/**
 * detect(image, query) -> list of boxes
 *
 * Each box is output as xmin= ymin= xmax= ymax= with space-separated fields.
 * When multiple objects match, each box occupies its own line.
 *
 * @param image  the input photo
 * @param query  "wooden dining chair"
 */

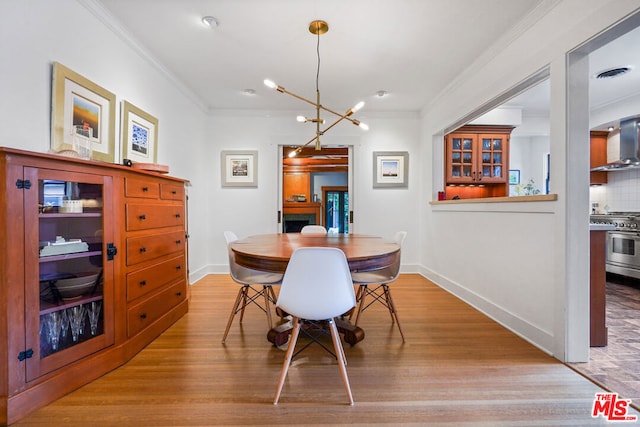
xmin=273 ymin=247 xmax=356 ymax=405
xmin=300 ymin=225 xmax=327 ymax=235
xmin=350 ymin=231 xmax=406 ymax=342
xmin=221 ymin=231 xmax=283 ymax=344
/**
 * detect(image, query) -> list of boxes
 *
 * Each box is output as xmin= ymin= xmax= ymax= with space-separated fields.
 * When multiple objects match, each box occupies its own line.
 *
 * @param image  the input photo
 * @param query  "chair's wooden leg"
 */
xmin=353 ymin=285 xmax=368 ymax=326
xmin=239 ymin=286 xmax=249 ymax=323
xmin=274 ymin=317 xmax=301 ymax=405
xmin=221 ymin=286 xmax=246 ymax=344
xmin=328 ymin=319 xmax=354 ymax=405
xmin=384 ymin=285 xmax=405 ymax=342
xmin=349 ymin=285 xmax=363 ymax=321
xmin=263 ymin=285 xmax=273 ymax=329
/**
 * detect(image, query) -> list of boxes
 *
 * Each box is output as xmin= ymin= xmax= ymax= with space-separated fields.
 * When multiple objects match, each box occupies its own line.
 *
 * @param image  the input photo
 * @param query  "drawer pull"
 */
xmin=176 ymin=291 xmax=182 ymax=297
xmin=139 ymin=280 xmax=147 ymax=286
xmin=139 ymin=247 xmax=147 ymax=253
xmin=175 ymin=213 xmax=181 ymax=218
xmin=142 ymin=187 xmax=149 ymax=192
xmin=171 ymin=190 xmax=177 ymax=195
xmin=175 ymin=240 xmax=181 ymax=245
xmin=176 ymin=265 xmax=182 ymax=270
xmin=139 ymin=214 xmax=147 ymax=220
xmin=140 ymin=313 xmax=147 ymax=319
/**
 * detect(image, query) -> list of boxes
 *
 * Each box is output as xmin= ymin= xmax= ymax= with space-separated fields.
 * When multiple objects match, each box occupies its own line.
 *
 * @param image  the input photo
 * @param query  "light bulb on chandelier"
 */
xmin=264 ymin=20 xmax=368 ymax=156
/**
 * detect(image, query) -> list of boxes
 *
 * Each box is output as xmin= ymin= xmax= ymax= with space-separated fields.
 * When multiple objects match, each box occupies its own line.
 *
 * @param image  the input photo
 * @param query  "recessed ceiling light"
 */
xmin=376 ymin=90 xmax=388 ymax=98
xmin=202 ymin=16 xmax=218 ymax=29
xmin=242 ymin=89 xmax=256 ymax=96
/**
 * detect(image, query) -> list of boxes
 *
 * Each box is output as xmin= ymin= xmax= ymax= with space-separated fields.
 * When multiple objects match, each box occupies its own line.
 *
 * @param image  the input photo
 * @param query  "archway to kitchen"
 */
xmin=279 ymin=145 xmax=353 ymax=234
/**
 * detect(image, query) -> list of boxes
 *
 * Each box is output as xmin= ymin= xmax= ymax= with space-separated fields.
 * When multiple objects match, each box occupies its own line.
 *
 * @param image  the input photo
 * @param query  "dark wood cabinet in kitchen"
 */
xmin=0 ymin=147 xmax=189 ymax=425
xmin=444 ymin=125 xmax=513 ymax=198
xmin=590 ymin=130 xmax=608 ymax=185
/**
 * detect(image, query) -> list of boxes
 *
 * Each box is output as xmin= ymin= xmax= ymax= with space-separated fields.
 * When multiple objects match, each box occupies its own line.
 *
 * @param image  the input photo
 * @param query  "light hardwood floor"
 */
xmin=14 ymin=274 xmax=637 ymax=426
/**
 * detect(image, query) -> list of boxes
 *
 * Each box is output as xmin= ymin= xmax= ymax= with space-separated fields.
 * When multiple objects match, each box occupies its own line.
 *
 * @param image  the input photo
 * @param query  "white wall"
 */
xmin=203 ymin=111 xmax=421 ymax=276
xmin=421 ymin=0 xmax=640 ymax=362
xmin=510 ymin=135 xmax=549 ymax=195
xmin=0 ymin=0 xmax=210 ymax=281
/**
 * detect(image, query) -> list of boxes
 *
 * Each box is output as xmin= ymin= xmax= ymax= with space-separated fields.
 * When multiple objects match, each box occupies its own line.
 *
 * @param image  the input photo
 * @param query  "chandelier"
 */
xmin=264 ymin=20 xmax=368 ymax=157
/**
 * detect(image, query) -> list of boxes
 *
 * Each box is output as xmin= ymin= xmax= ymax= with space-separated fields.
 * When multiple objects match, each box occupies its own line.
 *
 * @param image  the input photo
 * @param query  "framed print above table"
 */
xmin=50 ymin=62 xmax=116 ymax=163
xmin=221 ymin=150 xmax=258 ymax=187
xmin=373 ymin=151 xmax=409 ymax=188
xmin=121 ymin=101 xmax=158 ymax=164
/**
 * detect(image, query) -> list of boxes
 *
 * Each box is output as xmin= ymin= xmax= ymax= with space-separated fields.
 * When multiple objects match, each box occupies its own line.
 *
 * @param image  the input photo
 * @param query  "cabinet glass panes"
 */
xmin=38 ymin=179 xmax=104 ymax=358
xmin=449 ymin=137 xmax=476 ymax=178
xmin=480 ymin=137 xmax=504 ymax=179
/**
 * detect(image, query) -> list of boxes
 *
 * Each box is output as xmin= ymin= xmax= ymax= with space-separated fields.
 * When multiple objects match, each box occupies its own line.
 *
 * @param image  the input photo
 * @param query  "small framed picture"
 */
xmin=221 ymin=150 xmax=258 ymax=187
xmin=509 ymin=169 xmax=521 ymax=185
xmin=121 ymin=101 xmax=158 ymax=164
xmin=373 ymin=151 xmax=409 ymax=188
xmin=50 ymin=62 xmax=116 ymax=162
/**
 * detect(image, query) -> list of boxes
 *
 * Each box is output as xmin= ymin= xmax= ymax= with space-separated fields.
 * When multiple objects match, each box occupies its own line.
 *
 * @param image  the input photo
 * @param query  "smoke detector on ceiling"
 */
xmin=594 ymin=66 xmax=632 ymax=79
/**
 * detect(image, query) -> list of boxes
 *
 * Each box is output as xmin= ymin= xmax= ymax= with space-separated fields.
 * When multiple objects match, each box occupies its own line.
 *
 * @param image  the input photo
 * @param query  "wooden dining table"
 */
xmin=229 ymin=233 xmax=400 ymax=273
xmin=229 ymin=233 xmax=401 ymax=345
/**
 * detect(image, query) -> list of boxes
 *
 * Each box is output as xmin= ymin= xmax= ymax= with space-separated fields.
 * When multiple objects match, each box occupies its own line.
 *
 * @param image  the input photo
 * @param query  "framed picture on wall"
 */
xmin=509 ymin=169 xmax=521 ymax=185
xmin=373 ymin=151 xmax=409 ymax=188
xmin=221 ymin=150 xmax=258 ymax=187
xmin=121 ymin=101 xmax=158 ymax=164
xmin=50 ymin=62 xmax=116 ymax=162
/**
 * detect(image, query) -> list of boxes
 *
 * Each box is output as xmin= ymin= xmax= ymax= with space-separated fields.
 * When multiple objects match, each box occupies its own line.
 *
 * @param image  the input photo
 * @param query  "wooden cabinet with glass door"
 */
xmin=0 ymin=147 xmax=188 ymax=425
xmin=444 ymin=125 xmax=513 ymax=198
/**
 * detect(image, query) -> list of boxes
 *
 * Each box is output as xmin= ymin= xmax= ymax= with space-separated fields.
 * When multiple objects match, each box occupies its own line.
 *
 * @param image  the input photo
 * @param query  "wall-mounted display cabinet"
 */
xmin=444 ymin=125 xmax=513 ymax=199
xmin=0 ymin=147 xmax=189 ymax=425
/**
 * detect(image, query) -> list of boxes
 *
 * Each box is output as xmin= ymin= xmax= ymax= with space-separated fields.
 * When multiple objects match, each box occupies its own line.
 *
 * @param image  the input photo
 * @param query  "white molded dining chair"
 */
xmin=273 ymin=247 xmax=356 ymax=405
xmin=300 ymin=225 xmax=327 ymax=235
xmin=222 ymin=231 xmax=283 ymax=344
xmin=350 ymin=231 xmax=406 ymax=342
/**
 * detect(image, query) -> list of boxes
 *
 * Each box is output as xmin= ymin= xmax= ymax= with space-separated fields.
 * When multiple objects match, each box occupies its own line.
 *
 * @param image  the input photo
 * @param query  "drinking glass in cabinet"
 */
xmin=452 ymin=152 xmax=461 ymax=162
xmin=492 ymin=139 xmax=502 ymax=150
xmin=463 ymin=153 xmax=472 ymax=163
xmin=452 ymin=138 xmax=461 ymax=150
xmin=493 ymin=153 xmax=501 ymax=163
xmin=88 ymin=301 xmax=102 ymax=335
xmin=462 ymin=139 xmax=472 ymax=150
xmin=494 ymin=166 xmax=502 ymax=177
xmin=69 ymin=305 xmax=86 ymax=342
xmin=482 ymin=139 xmax=491 ymax=150
xmin=482 ymin=153 xmax=490 ymax=163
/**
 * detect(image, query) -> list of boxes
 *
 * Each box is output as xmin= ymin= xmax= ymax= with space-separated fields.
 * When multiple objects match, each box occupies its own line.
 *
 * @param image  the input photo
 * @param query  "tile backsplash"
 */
xmin=590 ymin=168 xmax=640 ymax=213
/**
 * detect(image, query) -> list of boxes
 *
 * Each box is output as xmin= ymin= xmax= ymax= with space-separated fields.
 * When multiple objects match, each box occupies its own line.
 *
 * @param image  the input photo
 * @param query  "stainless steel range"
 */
xmin=590 ymin=212 xmax=640 ymax=280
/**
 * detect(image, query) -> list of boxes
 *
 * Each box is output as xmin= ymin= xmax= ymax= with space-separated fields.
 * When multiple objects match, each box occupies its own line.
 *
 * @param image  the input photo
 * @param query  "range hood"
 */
xmin=591 ymin=118 xmax=640 ymax=171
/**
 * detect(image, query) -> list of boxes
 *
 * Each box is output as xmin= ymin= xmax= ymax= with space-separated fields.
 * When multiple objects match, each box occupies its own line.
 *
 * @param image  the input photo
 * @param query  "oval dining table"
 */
xmin=229 ymin=233 xmax=401 ymax=346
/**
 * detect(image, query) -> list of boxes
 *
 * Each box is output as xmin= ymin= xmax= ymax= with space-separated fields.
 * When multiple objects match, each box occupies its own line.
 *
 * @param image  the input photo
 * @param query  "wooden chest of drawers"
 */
xmin=123 ymin=176 xmax=188 ymax=338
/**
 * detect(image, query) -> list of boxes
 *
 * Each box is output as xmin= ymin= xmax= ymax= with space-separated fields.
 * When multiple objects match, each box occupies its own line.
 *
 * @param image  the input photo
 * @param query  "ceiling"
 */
xmin=96 ymin=1 xmax=640 ymax=128
xmin=97 ymin=0 xmax=547 ymax=114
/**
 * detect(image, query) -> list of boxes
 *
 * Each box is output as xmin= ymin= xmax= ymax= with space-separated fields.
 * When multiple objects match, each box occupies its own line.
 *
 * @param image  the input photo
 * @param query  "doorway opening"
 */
xmin=323 ymin=186 xmax=348 ymax=233
xmin=281 ymin=146 xmax=350 ymax=233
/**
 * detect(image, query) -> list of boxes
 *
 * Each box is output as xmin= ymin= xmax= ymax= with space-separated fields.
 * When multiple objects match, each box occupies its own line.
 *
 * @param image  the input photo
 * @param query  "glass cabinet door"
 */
xmin=24 ymin=167 xmax=114 ymax=381
xmin=478 ymin=135 xmax=507 ymax=182
xmin=447 ymin=135 xmax=476 ymax=182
